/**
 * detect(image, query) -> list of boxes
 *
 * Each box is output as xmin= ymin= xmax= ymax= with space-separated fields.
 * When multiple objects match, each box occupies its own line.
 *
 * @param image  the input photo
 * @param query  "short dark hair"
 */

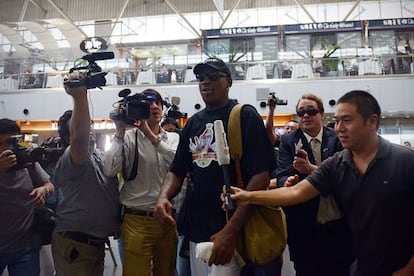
xmin=284 ymin=119 xmax=299 ymax=126
xmin=0 ymin=118 xmax=20 ymax=135
xmin=296 ymin=93 xmax=325 ymax=113
xmin=337 ymin=90 xmax=381 ymax=129
xmin=161 ymin=117 xmax=179 ymax=128
xmin=58 ymin=110 xmax=72 ymax=147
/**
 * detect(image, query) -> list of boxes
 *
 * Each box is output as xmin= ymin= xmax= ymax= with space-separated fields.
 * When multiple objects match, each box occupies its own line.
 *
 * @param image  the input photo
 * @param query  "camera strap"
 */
xmin=122 ymin=129 xmax=139 ymax=182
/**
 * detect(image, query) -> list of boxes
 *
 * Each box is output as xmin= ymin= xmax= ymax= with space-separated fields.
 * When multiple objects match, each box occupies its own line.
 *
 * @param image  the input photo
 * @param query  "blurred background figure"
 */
xmin=161 ymin=117 xmax=181 ymax=134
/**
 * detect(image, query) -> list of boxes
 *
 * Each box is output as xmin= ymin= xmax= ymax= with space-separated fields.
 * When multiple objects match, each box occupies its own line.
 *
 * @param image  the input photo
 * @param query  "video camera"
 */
xmin=7 ymin=136 xmax=65 ymax=171
xmin=268 ymin=92 xmax=288 ymax=106
xmin=64 ymin=51 xmax=114 ymax=89
xmin=109 ymin=88 xmax=158 ymax=124
xmin=163 ymin=97 xmax=187 ymax=120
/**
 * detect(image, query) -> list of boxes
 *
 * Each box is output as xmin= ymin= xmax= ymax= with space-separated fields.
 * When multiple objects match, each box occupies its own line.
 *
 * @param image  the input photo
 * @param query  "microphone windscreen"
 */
xmin=214 ymin=120 xmax=230 ymax=165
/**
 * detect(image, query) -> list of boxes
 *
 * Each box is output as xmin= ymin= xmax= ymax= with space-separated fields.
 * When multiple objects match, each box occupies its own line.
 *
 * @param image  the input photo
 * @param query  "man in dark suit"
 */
xmin=277 ymin=93 xmax=354 ymax=276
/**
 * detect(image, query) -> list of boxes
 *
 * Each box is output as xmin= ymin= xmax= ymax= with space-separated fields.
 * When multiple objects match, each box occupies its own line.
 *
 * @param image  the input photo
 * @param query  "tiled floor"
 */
xmin=2 ymin=239 xmax=295 ymax=276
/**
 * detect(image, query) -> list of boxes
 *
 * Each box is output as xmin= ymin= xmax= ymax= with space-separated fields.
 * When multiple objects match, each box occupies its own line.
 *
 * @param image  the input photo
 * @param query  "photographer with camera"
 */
xmin=103 ymin=88 xmax=180 ymax=275
xmin=51 ymin=72 xmax=120 ymax=276
xmin=0 ymin=118 xmax=53 ymax=276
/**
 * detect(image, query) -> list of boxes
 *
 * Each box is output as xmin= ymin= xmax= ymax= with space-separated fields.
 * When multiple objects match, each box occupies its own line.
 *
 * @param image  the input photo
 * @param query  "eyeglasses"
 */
xmin=296 ymin=108 xmax=320 ymax=117
xmin=196 ymin=71 xmax=228 ymax=82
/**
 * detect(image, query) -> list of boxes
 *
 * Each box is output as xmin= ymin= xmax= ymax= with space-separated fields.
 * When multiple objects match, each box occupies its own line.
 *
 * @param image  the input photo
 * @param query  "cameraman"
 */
xmin=103 ymin=88 xmax=180 ymax=275
xmin=0 ymin=118 xmax=53 ymax=276
xmin=51 ymin=72 xmax=120 ymax=276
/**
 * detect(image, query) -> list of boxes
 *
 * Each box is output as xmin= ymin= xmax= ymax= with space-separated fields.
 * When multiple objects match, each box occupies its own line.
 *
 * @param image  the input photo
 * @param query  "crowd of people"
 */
xmin=1 ymin=57 xmax=413 ymax=276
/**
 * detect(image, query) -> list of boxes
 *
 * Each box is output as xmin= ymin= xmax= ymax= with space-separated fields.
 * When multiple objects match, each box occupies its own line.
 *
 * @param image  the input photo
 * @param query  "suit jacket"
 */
xmin=277 ymin=126 xmax=353 ymax=263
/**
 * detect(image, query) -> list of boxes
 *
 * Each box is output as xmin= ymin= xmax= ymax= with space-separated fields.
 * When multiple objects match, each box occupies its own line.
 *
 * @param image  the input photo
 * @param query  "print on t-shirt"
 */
xmin=189 ymin=123 xmax=218 ymax=168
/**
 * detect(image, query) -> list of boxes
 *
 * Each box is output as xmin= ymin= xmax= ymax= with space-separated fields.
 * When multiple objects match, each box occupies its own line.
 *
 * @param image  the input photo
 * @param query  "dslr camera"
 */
xmin=7 ymin=136 xmax=65 ymax=171
xmin=64 ymin=51 xmax=114 ymax=89
xmin=268 ymin=92 xmax=288 ymax=107
xmin=110 ymin=88 xmax=157 ymax=124
xmin=7 ymin=136 xmax=39 ymax=171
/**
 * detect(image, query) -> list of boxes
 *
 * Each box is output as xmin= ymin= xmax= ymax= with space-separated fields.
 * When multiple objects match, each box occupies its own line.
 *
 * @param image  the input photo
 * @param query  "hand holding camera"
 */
xmin=0 ymin=150 xmax=17 ymax=172
xmin=64 ymin=71 xmax=88 ymax=98
xmin=267 ymin=92 xmax=288 ymax=108
xmin=109 ymin=88 xmax=157 ymax=125
xmin=64 ymin=51 xmax=114 ymax=90
xmin=293 ymin=149 xmax=317 ymax=175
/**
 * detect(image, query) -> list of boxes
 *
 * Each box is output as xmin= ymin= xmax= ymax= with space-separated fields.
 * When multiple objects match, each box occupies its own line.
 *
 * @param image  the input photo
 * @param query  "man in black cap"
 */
xmin=155 ymin=58 xmax=278 ymax=275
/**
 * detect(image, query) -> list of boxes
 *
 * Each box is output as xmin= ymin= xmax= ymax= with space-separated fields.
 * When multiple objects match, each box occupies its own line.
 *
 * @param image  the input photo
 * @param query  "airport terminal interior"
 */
xmin=0 ymin=0 xmax=414 ymax=275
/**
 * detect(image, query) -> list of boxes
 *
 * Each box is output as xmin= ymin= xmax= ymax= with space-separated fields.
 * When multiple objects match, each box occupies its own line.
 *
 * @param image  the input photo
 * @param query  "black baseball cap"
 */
xmin=193 ymin=58 xmax=232 ymax=78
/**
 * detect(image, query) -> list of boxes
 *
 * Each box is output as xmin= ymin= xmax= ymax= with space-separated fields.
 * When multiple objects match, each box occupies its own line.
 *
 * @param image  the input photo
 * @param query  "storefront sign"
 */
xmin=369 ymin=18 xmax=414 ymax=29
xmin=203 ymin=26 xmax=278 ymax=38
xmin=285 ymin=21 xmax=361 ymax=33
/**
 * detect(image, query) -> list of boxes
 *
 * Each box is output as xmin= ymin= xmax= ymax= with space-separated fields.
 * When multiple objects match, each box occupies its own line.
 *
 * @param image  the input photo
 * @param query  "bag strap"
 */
xmin=228 ymin=103 xmax=244 ymax=188
xmin=122 ymin=129 xmax=139 ymax=181
xmin=26 ymin=162 xmax=43 ymax=188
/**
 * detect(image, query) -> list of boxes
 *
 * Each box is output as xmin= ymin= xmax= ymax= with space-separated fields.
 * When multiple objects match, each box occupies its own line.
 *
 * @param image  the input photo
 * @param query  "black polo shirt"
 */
xmin=308 ymin=136 xmax=414 ymax=276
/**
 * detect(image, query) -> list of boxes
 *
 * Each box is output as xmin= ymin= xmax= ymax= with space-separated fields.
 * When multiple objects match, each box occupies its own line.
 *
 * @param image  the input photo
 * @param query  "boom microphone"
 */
xmin=82 ymin=51 xmax=115 ymax=62
xmin=214 ymin=120 xmax=234 ymax=211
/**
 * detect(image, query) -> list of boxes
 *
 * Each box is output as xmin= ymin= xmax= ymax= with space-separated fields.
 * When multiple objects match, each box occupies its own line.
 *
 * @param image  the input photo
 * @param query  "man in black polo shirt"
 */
xmin=229 ymin=90 xmax=414 ymax=276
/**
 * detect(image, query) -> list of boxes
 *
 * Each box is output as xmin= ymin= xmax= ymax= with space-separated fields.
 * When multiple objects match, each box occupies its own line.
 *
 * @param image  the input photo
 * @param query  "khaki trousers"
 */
xmin=51 ymin=232 xmax=105 ymax=276
xmin=121 ymin=213 xmax=178 ymax=276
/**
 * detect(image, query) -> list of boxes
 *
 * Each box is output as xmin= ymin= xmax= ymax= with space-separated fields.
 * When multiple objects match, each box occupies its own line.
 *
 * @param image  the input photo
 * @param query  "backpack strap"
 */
xmin=228 ymin=103 xmax=244 ymax=188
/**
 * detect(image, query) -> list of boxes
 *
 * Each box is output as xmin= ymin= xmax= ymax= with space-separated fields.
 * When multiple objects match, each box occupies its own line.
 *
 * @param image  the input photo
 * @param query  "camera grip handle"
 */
xmin=64 ymin=79 xmax=87 ymax=88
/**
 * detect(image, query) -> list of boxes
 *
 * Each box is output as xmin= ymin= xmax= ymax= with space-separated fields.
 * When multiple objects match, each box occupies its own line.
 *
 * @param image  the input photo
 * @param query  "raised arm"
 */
xmin=265 ymin=101 xmax=278 ymax=146
xmin=64 ymin=72 xmax=91 ymax=165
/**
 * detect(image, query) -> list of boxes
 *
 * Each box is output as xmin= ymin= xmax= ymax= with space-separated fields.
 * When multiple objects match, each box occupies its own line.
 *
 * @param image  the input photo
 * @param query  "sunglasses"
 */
xmin=296 ymin=108 xmax=320 ymax=117
xmin=196 ymin=71 xmax=228 ymax=82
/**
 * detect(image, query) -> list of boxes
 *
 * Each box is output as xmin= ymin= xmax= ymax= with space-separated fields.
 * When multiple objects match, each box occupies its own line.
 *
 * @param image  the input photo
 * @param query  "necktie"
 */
xmin=311 ymin=138 xmax=343 ymax=224
xmin=310 ymin=138 xmax=321 ymax=165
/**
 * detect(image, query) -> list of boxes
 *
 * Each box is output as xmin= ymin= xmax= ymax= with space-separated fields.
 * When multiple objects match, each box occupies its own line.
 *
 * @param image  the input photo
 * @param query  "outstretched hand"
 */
xmin=221 ymin=186 xmax=251 ymax=207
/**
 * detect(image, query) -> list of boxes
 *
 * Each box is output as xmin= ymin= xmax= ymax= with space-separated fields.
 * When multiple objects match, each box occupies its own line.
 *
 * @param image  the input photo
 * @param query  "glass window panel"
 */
xmin=48 ymin=27 xmax=66 ymax=40
xmin=359 ymin=2 xmax=381 ymax=20
xmin=200 ymin=12 xmax=220 ymax=30
xmin=110 ymin=22 xmax=122 ymax=36
xmin=145 ymin=16 xmax=163 ymax=41
xmin=288 ymin=34 xmax=311 ymax=52
xmin=31 ymin=42 xmax=43 ymax=50
xmin=257 ymin=9 xmax=276 ymax=26
xmin=164 ymin=15 xmax=181 ymax=39
xmin=337 ymin=32 xmax=362 ymax=48
xmin=185 ymin=14 xmax=200 ymax=32
xmin=318 ymin=5 xmax=340 ymax=23
xmin=402 ymin=1 xmax=414 ymax=17
xmin=337 ymin=3 xmax=360 ymax=21
xmin=241 ymin=10 xmax=259 ymax=27
xmin=370 ymin=30 xmax=396 ymax=51
xmin=0 ymin=34 xmax=11 ymax=44
xmin=380 ymin=2 xmax=404 ymax=19
xmin=79 ymin=24 xmax=94 ymax=37
xmin=277 ymin=7 xmax=299 ymax=25
xmin=207 ymin=39 xmax=229 ymax=55
xmin=255 ymin=36 xmax=278 ymax=60
xmin=2 ymin=44 xmax=15 ymax=53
